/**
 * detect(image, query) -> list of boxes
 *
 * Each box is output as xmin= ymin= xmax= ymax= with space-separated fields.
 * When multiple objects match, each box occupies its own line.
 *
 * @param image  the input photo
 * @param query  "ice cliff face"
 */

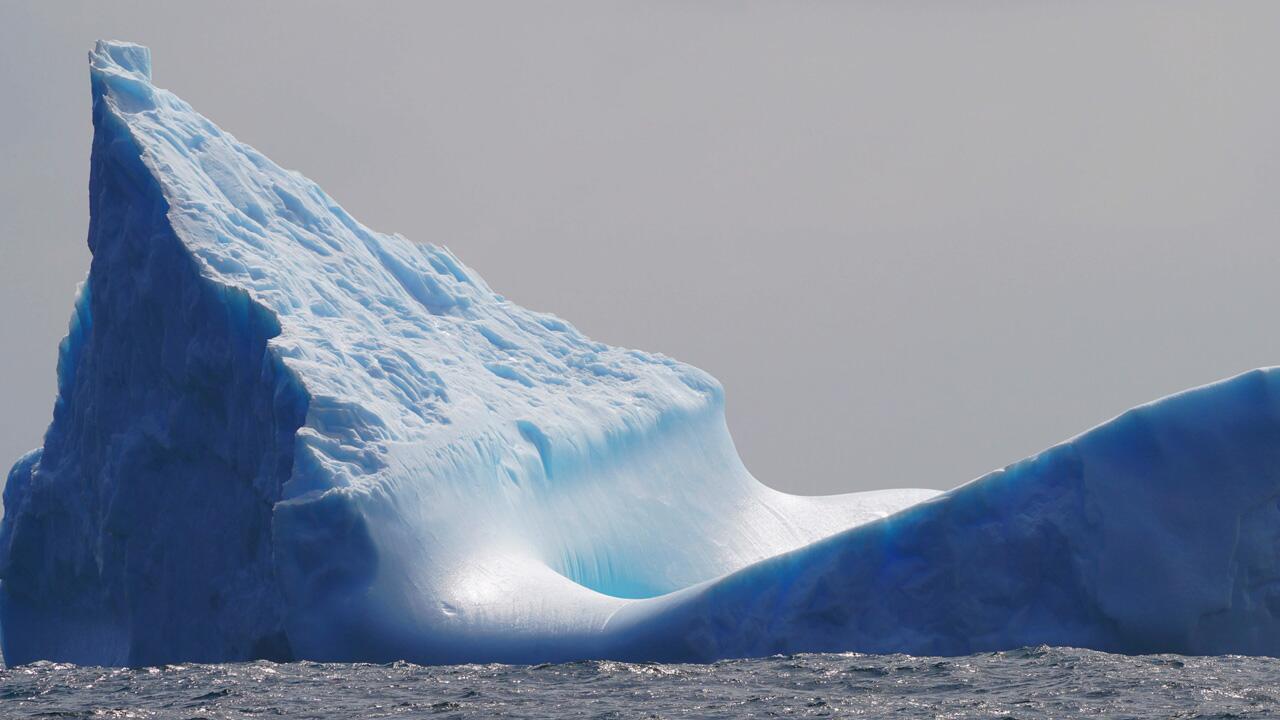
xmin=3 ymin=41 xmax=1280 ymax=666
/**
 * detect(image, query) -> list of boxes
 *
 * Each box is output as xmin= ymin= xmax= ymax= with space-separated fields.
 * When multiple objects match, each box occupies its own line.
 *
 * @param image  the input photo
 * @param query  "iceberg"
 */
xmin=3 ymin=41 xmax=1280 ymax=666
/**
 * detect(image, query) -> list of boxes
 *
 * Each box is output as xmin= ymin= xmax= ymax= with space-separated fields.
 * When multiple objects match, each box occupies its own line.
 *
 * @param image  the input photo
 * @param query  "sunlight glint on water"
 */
xmin=1 ymin=648 xmax=1277 ymax=719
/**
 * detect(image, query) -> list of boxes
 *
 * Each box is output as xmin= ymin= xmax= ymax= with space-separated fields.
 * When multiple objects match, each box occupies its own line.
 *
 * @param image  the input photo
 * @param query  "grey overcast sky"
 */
xmin=2 ymin=2 xmax=1279 ymax=496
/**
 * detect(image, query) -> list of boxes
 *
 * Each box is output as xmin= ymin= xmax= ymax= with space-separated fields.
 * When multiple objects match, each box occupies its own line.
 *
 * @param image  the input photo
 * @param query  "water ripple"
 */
xmin=1 ymin=648 xmax=1278 ymax=718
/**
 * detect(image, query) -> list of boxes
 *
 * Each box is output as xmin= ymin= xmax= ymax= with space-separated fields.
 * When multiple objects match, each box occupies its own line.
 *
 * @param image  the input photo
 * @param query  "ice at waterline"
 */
xmin=4 ymin=41 xmax=1280 ymax=667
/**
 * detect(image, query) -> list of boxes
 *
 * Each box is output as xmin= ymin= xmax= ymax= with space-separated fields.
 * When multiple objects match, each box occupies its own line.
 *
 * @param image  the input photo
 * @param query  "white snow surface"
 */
xmin=104 ymin=41 xmax=933 ymax=601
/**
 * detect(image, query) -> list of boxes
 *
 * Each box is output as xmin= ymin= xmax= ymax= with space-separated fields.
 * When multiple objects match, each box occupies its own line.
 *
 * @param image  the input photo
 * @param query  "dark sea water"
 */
xmin=1 ymin=647 xmax=1277 ymax=719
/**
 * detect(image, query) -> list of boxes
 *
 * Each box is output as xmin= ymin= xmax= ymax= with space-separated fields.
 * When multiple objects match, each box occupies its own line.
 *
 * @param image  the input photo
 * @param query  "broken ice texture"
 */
xmin=3 ymin=41 xmax=1280 ymax=666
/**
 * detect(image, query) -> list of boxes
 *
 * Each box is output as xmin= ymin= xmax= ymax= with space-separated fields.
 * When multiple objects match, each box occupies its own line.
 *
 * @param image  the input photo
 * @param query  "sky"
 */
xmin=1 ymin=2 xmax=1279 ymax=496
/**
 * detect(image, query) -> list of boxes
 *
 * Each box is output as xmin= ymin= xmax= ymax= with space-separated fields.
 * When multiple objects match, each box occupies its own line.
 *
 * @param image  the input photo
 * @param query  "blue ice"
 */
xmin=3 ymin=42 xmax=1280 ymax=666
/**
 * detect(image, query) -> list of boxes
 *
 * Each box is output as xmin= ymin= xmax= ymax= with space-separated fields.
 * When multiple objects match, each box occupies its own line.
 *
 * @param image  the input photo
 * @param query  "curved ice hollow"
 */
xmin=2 ymin=42 xmax=1279 ymax=666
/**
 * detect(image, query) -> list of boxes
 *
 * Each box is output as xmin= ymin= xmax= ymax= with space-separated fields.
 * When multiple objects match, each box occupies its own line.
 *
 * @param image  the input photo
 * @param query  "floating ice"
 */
xmin=3 ymin=42 xmax=1279 ymax=666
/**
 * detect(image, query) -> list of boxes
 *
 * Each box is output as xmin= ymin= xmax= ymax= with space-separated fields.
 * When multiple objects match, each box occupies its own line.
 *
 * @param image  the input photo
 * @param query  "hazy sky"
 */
xmin=2 ymin=2 xmax=1279 ymax=496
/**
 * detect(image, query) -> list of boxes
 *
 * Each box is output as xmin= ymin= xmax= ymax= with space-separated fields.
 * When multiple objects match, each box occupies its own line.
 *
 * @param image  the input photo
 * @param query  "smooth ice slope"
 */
xmin=4 ymin=41 xmax=1280 ymax=665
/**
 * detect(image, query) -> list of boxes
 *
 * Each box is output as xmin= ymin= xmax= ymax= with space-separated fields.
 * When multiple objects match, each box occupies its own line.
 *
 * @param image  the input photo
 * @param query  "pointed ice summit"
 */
xmin=4 ymin=41 xmax=1280 ymax=666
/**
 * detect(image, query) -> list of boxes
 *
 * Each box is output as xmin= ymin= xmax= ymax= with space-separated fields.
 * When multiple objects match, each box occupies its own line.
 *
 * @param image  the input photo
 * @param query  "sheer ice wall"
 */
xmin=2 ymin=41 xmax=1279 ymax=666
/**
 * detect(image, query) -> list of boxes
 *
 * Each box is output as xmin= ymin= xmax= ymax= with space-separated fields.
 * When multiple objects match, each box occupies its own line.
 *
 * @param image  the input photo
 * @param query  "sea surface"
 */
xmin=1 ymin=647 xmax=1277 ymax=719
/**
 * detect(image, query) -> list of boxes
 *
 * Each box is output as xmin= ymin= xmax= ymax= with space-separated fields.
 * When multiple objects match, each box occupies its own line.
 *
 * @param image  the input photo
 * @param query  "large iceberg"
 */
xmin=4 ymin=41 xmax=1280 ymax=667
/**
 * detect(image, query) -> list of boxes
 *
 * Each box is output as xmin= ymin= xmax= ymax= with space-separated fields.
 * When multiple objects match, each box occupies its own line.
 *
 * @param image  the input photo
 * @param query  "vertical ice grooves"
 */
xmin=0 ymin=51 xmax=310 ymax=666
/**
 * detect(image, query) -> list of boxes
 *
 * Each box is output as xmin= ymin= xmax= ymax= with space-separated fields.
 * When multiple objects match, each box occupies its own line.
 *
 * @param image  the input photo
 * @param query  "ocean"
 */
xmin=0 ymin=646 xmax=1275 ymax=718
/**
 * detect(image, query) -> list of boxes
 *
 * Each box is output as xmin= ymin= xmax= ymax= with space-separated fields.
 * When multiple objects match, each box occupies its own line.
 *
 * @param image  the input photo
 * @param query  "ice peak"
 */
xmin=90 ymin=40 xmax=152 ymax=83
